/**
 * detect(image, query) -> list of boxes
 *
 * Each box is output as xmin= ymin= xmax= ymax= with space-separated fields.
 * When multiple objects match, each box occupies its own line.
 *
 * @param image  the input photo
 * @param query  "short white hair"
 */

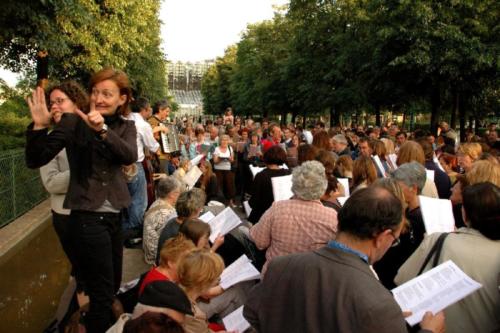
xmin=291 ymin=160 xmax=327 ymax=200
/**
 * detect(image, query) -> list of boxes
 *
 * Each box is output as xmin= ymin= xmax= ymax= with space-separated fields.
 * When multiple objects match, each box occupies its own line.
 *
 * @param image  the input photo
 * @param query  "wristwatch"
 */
xmin=98 ymin=124 xmax=108 ymax=139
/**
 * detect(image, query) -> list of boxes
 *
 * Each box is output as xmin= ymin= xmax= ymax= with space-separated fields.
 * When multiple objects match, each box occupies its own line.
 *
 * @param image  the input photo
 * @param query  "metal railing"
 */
xmin=0 ymin=149 xmax=48 ymax=228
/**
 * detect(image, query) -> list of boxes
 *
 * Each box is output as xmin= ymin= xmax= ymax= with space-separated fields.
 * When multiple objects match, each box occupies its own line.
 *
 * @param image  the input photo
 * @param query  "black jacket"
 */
xmin=26 ymin=113 xmax=137 ymax=211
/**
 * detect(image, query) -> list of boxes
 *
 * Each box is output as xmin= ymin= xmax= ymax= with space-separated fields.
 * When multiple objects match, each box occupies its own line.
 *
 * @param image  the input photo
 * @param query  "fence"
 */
xmin=0 ymin=149 xmax=48 ymax=228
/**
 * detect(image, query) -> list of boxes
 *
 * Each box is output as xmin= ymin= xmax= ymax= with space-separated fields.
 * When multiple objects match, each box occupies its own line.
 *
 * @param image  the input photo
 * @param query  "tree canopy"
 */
xmin=201 ymin=0 xmax=499 ymax=133
xmin=0 ymin=0 xmax=168 ymax=102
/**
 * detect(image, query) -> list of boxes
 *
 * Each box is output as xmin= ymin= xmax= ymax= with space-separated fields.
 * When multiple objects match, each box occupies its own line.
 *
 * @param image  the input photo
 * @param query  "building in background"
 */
xmin=167 ymin=60 xmax=213 ymax=119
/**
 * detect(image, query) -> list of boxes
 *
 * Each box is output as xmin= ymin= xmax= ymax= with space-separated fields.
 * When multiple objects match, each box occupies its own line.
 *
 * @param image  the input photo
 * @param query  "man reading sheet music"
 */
xmin=244 ymin=187 xmax=444 ymax=333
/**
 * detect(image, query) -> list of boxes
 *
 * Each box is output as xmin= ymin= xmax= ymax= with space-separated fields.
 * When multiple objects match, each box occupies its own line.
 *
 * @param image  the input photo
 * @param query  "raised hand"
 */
xmin=26 ymin=87 xmax=51 ymax=129
xmin=74 ymin=102 xmax=104 ymax=132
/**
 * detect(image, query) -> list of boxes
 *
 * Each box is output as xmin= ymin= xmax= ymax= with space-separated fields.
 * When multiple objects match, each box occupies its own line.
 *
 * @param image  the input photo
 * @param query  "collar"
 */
xmin=327 ymin=240 xmax=369 ymax=264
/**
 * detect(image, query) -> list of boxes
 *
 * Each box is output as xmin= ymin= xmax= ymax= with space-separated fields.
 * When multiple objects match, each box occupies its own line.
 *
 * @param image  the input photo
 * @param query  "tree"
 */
xmin=201 ymin=46 xmax=237 ymax=115
xmin=0 ymin=0 xmax=168 ymax=98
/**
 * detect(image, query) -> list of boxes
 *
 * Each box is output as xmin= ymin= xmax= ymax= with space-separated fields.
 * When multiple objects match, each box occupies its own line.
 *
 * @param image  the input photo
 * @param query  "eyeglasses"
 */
xmin=49 ymin=98 xmax=69 ymax=107
xmin=389 ymin=230 xmax=401 ymax=247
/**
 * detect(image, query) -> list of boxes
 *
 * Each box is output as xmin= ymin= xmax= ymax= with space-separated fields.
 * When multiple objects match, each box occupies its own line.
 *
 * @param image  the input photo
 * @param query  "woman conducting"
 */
xmin=26 ymin=68 xmax=137 ymax=333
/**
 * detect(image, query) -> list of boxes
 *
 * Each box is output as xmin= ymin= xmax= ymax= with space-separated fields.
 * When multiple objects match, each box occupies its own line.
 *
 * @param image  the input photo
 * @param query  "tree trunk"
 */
xmin=291 ymin=109 xmax=297 ymax=124
xmin=302 ymin=108 xmax=307 ymax=128
xmin=281 ymin=110 xmax=287 ymax=126
xmin=450 ymin=89 xmax=458 ymax=130
xmin=375 ymin=104 xmax=381 ymax=127
xmin=36 ymin=50 xmax=49 ymax=89
xmin=430 ymin=88 xmax=441 ymax=136
xmin=402 ymin=110 xmax=407 ymax=129
xmin=459 ymin=95 xmax=466 ymax=143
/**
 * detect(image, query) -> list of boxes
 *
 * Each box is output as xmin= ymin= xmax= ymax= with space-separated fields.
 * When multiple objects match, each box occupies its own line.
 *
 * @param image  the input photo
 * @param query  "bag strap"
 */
xmin=417 ymin=232 xmax=450 ymax=276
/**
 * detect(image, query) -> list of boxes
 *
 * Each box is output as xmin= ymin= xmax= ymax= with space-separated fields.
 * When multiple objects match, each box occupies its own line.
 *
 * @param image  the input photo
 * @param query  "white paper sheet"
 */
xmin=433 ymin=155 xmax=445 ymax=172
xmin=372 ymin=155 xmax=387 ymax=178
xmin=220 ymin=255 xmax=260 ymax=290
xmin=199 ymin=211 xmax=215 ymax=223
xmin=392 ymin=260 xmax=482 ymax=326
xmin=249 ymin=164 xmax=288 ymax=178
xmin=388 ymin=154 xmax=398 ymax=169
xmin=418 ymin=195 xmax=455 ymax=234
xmin=183 ymin=165 xmax=203 ymax=190
xmin=208 ymin=207 xmax=242 ymax=243
xmin=222 ymin=306 xmax=251 ymax=333
xmin=243 ymin=201 xmax=252 ymax=217
xmin=425 ymin=169 xmax=435 ymax=182
xmin=249 ymin=165 xmax=265 ymax=178
xmin=190 ymin=154 xmax=204 ymax=167
xmin=337 ymin=197 xmax=349 ymax=206
xmin=337 ymin=178 xmax=350 ymax=197
xmin=272 ymin=174 xmax=293 ymax=202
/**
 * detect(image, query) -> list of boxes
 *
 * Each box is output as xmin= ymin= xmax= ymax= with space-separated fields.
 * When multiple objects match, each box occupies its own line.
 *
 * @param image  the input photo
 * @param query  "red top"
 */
xmin=138 ymin=267 xmax=170 ymax=295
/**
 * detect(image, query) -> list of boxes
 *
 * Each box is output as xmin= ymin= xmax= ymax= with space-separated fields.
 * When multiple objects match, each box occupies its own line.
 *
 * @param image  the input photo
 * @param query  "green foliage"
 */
xmin=0 ymin=0 xmax=168 ymax=101
xmin=201 ymin=0 xmax=499 ymax=129
xmin=201 ymin=46 xmax=237 ymax=115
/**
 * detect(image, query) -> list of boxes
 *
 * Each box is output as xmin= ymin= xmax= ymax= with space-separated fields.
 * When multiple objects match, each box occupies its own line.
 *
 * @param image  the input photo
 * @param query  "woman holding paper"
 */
xmin=213 ymin=135 xmax=236 ymax=207
xmin=248 ymin=145 xmax=291 ymax=224
xmin=395 ymin=182 xmax=500 ymax=333
xmin=178 ymin=249 xmax=235 ymax=333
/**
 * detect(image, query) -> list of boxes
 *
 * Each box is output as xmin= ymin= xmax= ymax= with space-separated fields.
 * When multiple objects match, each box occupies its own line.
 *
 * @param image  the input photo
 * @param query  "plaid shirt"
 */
xmin=250 ymin=198 xmax=338 ymax=274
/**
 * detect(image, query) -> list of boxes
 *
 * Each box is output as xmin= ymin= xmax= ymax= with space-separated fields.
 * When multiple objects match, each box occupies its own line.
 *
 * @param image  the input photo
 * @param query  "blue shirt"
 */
xmin=327 ymin=240 xmax=369 ymax=264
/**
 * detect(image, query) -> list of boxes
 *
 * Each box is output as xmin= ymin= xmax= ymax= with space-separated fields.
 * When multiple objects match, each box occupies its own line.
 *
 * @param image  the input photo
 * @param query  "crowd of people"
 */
xmin=26 ymin=67 xmax=499 ymax=333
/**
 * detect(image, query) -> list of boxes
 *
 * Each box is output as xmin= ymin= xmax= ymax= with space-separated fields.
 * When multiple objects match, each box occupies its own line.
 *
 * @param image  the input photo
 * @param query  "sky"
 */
xmin=0 ymin=0 xmax=288 ymax=86
xmin=160 ymin=0 xmax=288 ymax=62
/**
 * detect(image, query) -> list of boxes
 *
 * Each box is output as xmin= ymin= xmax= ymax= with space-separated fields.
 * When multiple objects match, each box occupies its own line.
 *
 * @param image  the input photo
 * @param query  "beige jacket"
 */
xmin=40 ymin=149 xmax=70 ymax=215
xmin=395 ymin=228 xmax=500 ymax=333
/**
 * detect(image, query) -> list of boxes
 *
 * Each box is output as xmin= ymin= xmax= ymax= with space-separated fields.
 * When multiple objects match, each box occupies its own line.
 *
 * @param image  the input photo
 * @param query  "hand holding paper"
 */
xmin=207 ymin=207 xmax=242 ymax=243
xmin=392 ymin=260 xmax=481 ymax=326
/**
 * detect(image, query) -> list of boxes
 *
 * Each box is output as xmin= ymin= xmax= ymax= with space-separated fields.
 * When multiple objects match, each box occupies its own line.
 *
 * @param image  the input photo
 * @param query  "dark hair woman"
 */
xmin=248 ymin=145 xmax=291 ymax=224
xmin=26 ymin=67 xmax=137 ymax=333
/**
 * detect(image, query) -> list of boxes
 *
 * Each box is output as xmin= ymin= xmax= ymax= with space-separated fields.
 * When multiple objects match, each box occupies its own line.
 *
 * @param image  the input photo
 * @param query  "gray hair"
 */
xmin=291 ymin=160 xmax=327 ymax=200
xmin=390 ymin=162 xmax=426 ymax=194
xmin=175 ymin=188 xmax=206 ymax=219
xmin=157 ymin=176 xmax=181 ymax=199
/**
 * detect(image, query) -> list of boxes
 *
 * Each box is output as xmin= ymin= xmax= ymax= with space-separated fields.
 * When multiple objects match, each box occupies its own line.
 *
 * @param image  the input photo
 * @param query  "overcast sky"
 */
xmin=0 ymin=0 xmax=287 ymax=86
xmin=161 ymin=0 xmax=287 ymax=62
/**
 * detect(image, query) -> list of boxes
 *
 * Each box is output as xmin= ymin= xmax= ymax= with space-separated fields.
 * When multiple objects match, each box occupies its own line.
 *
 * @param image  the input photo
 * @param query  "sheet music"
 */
xmin=249 ymin=164 xmax=288 ymax=178
xmin=247 ymin=145 xmax=259 ymax=158
xmin=190 ymin=154 xmax=204 ymax=167
xmin=208 ymin=207 xmax=242 ymax=243
xmin=220 ymin=255 xmax=260 ymax=290
xmin=433 ymin=155 xmax=445 ymax=172
xmin=426 ymin=169 xmax=435 ymax=182
xmin=337 ymin=178 xmax=350 ymax=197
xmin=392 ymin=260 xmax=482 ymax=326
xmin=272 ymin=175 xmax=293 ymax=202
xmin=222 ymin=306 xmax=251 ymax=333
xmin=183 ymin=166 xmax=202 ymax=190
xmin=388 ymin=154 xmax=398 ymax=169
xmin=418 ymin=195 xmax=455 ymax=234
xmin=249 ymin=165 xmax=265 ymax=178
xmin=199 ymin=211 xmax=215 ymax=223
xmin=243 ymin=201 xmax=252 ymax=217
xmin=372 ymin=155 xmax=387 ymax=178
xmin=337 ymin=197 xmax=349 ymax=206
xmin=237 ymin=142 xmax=246 ymax=153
